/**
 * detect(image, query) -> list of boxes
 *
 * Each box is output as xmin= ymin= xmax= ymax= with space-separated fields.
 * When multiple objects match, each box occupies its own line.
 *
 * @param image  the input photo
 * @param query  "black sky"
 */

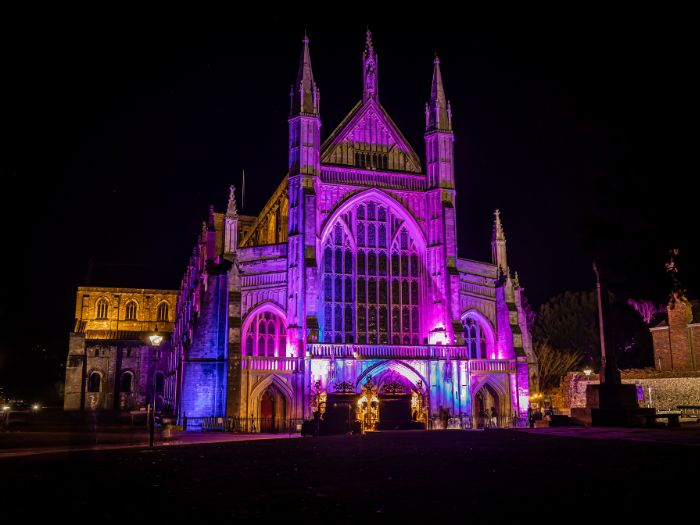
xmin=1 ymin=11 xmax=697 ymax=399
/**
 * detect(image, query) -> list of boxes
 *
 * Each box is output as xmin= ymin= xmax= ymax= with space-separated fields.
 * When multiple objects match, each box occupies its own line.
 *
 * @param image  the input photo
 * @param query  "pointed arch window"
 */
xmin=157 ymin=302 xmax=169 ymax=322
xmin=125 ymin=301 xmax=138 ymax=321
xmin=242 ymin=310 xmax=287 ymax=357
xmin=96 ymin=298 xmax=109 ymax=320
xmin=321 ymin=199 xmax=423 ymax=345
xmin=461 ymin=315 xmax=492 ymax=359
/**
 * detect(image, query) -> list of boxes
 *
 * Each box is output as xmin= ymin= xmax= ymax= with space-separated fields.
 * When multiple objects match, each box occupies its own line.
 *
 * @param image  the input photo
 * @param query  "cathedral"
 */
xmin=65 ymin=32 xmax=535 ymax=431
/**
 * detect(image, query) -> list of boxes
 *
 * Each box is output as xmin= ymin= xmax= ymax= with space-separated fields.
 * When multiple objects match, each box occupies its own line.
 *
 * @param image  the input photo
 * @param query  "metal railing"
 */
xmin=427 ymin=415 xmax=529 ymax=430
xmin=182 ymin=416 xmax=304 ymax=434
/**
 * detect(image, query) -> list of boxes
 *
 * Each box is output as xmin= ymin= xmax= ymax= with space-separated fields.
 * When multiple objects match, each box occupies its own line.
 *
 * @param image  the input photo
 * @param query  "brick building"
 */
xmin=650 ymin=293 xmax=700 ymax=371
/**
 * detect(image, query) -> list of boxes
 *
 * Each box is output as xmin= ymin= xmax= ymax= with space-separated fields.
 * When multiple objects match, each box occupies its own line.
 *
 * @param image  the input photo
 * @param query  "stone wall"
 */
xmin=560 ymin=370 xmax=700 ymax=411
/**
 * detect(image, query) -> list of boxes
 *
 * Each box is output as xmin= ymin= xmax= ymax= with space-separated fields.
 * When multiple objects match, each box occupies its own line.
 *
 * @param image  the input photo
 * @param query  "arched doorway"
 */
xmin=473 ymin=383 xmax=501 ymax=428
xmin=258 ymin=386 xmax=287 ymax=433
xmin=359 ymin=369 xmax=426 ymax=431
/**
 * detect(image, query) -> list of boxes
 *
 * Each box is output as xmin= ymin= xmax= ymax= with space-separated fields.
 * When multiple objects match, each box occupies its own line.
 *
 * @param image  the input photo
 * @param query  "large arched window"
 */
xmin=461 ymin=314 xmax=493 ymax=359
xmin=125 ymin=301 xmax=138 ymax=321
xmin=322 ymin=198 xmax=423 ymax=345
xmin=96 ymin=298 xmax=109 ymax=319
xmin=242 ymin=310 xmax=287 ymax=357
xmin=120 ymin=371 xmax=133 ymax=393
xmin=157 ymin=302 xmax=169 ymax=322
xmin=88 ymin=372 xmax=101 ymax=392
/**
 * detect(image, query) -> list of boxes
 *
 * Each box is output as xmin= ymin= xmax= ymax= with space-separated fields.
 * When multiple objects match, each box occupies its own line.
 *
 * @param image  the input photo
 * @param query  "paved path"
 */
xmin=0 ymin=432 xmax=299 ymax=459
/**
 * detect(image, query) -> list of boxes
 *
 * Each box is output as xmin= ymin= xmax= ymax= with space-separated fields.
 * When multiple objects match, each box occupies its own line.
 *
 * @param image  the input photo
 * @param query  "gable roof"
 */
xmin=321 ymin=98 xmax=422 ymax=173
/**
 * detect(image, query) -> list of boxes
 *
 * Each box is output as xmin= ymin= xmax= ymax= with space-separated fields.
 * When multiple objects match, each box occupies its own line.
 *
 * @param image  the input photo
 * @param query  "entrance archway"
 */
xmin=473 ymin=383 xmax=501 ymax=428
xmin=360 ymin=369 xmax=426 ymax=430
xmin=259 ymin=386 xmax=287 ymax=433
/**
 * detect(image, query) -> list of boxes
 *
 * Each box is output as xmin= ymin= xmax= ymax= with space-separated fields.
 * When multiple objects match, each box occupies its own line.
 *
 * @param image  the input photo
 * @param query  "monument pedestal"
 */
xmin=570 ymin=384 xmax=655 ymax=427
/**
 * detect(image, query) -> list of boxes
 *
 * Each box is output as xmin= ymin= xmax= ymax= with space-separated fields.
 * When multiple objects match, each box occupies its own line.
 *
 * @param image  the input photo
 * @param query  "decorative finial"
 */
xmin=493 ymin=209 xmax=505 ymax=241
xmin=227 ymin=185 xmax=238 ymax=216
xmin=363 ymin=29 xmax=379 ymax=102
xmin=303 ymin=30 xmax=309 ymax=44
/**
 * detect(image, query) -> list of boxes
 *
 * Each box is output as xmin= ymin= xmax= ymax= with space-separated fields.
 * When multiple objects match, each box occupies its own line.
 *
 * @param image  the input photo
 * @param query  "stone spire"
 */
xmin=426 ymin=55 xmax=451 ymax=131
xmin=362 ymin=29 xmax=379 ymax=102
xmin=492 ymin=209 xmax=507 ymax=274
xmin=227 ymin=185 xmax=238 ymax=216
xmin=290 ymin=33 xmax=320 ymax=116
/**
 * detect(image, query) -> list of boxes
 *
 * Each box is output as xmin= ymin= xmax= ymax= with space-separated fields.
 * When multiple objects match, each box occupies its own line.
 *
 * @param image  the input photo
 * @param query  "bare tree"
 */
xmin=532 ymin=340 xmax=583 ymax=393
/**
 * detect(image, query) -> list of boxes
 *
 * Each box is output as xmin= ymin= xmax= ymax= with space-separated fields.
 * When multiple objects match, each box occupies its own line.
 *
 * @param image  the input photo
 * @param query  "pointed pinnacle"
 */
xmin=227 ymin=185 xmax=238 ymax=215
xmin=365 ymin=29 xmax=374 ymax=55
xmin=493 ymin=209 xmax=505 ymax=241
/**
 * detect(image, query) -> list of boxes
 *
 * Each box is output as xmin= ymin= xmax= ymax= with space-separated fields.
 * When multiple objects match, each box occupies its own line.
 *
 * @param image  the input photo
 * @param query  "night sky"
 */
xmin=2 ymin=12 xmax=697 ymax=401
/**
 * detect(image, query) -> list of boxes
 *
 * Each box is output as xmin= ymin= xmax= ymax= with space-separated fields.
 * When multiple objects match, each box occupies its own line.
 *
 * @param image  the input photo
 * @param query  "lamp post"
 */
xmin=148 ymin=332 xmax=163 ymax=448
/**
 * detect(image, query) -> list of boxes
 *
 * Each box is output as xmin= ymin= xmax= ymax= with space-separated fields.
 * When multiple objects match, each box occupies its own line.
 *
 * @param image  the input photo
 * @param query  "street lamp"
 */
xmin=148 ymin=332 xmax=163 ymax=448
xmin=583 ymin=368 xmax=593 ymax=379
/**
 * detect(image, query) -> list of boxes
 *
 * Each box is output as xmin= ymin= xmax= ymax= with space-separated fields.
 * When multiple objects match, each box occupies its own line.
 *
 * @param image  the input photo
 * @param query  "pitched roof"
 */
xmin=320 ymin=98 xmax=422 ymax=173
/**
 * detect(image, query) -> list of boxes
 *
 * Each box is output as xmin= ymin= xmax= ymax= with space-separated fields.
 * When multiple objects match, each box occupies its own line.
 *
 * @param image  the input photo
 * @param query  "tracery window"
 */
xmin=125 ymin=301 xmax=138 ymax=321
xmin=462 ymin=316 xmax=490 ymax=359
xmin=323 ymin=223 xmax=354 ymax=343
xmin=242 ymin=311 xmax=287 ymax=357
xmin=96 ymin=298 xmax=109 ymax=319
xmin=322 ymin=200 xmax=422 ymax=345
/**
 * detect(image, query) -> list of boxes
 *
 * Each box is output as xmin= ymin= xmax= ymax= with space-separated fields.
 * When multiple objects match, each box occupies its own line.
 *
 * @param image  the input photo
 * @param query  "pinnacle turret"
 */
xmin=290 ymin=33 xmax=320 ymax=115
xmin=491 ymin=209 xmax=508 ymax=273
xmin=492 ymin=209 xmax=505 ymax=242
xmin=227 ymin=185 xmax=238 ymax=216
xmin=362 ymin=30 xmax=379 ymax=102
xmin=426 ymin=55 xmax=451 ymax=132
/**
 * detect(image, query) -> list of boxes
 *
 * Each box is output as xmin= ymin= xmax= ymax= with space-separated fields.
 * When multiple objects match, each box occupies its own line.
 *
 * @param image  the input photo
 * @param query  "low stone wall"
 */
xmin=559 ymin=370 xmax=700 ymax=412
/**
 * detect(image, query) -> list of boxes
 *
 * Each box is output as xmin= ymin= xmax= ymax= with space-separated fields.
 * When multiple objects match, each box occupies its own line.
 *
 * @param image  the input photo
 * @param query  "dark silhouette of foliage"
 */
xmin=533 ymin=290 xmax=653 ymax=372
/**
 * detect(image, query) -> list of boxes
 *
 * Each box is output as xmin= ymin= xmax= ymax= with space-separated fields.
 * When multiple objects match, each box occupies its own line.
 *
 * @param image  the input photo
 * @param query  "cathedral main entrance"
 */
xmin=474 ymin=383 xmax=501 ymax=428
xmin=358 ymin=371 xmax=427 ymax=431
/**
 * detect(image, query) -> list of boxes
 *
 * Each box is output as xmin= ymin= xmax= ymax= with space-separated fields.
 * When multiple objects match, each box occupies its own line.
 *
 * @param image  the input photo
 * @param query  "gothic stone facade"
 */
xmin=64 ymin=287 xmax=178 ymax=412
xmin=174 ymin=33 xmax=534 ymax=428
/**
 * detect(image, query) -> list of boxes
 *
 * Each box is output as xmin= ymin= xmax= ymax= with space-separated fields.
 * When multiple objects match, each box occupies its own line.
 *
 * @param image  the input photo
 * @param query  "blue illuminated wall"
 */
xmin=180 ymin=269 xmax=229 ymax=418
